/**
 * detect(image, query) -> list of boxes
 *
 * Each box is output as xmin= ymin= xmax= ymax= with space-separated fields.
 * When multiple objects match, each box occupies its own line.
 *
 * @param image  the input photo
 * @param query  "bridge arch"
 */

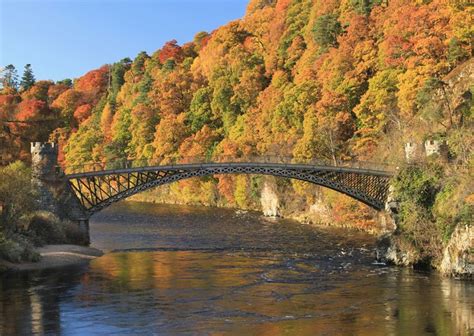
xmin=66 ymin=162 xmax=393 ymax=216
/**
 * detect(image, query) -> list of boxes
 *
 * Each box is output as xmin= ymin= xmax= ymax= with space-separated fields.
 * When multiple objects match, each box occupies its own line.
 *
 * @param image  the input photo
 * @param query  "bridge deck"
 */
xmin=65 ymin=162 xmax=395 ymax=179
xmin=64 ymin=160 xmax=395 ymax=214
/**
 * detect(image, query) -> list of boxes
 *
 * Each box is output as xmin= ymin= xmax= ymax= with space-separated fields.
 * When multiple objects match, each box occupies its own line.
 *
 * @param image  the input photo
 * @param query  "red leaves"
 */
xmin=158 ymin=40 xmax=184 ymax=64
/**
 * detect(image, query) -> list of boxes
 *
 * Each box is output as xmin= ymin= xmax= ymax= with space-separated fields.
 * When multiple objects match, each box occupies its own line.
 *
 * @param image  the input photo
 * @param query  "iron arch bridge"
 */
xmin=64 ymin=157 xmax=395 ymax=216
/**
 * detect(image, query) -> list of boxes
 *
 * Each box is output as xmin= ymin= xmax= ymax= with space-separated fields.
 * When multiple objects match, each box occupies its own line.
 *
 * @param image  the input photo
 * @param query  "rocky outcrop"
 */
xmin=291 ymin=198 xmax=332 ymax=225
xmin=376 ymin=234 xmax=419 ymax=266
xmin=440 ymin=225 xmax=473 ymax=278
xmin=260 ymin=181 xmax=280 ymax=217
xmin=376 ymin=222 xmax=474 ymax=278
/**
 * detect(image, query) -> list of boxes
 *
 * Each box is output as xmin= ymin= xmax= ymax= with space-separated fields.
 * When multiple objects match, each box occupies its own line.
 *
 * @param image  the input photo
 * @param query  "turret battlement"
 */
xmin=31 ymin=142 xmax=59 ymax=179
xmin=31 ymin=142 xmax=58 ymax=155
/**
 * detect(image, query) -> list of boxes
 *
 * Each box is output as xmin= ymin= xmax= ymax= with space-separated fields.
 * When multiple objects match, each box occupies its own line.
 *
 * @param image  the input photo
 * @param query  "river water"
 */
xmin=1 ymin=201 xmax=473 ymax=335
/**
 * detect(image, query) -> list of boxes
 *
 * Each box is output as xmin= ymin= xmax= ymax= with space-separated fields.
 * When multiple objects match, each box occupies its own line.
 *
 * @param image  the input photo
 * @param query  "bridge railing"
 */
xmin=62 ymin=155 xmax=398 ymax=175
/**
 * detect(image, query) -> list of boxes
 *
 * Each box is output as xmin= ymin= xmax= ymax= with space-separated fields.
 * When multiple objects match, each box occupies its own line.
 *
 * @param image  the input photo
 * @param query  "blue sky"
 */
xmin=0 ymin=0 xmax=248 ymax=81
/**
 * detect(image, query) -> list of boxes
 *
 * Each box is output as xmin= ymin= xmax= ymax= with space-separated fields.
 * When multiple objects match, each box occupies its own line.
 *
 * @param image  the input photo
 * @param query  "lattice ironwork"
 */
xmin=65 ymin=162 xmax=393 ymax=216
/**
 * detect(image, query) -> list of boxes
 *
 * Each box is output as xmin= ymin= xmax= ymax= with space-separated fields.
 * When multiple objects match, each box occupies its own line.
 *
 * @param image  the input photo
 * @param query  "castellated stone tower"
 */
xmin=30 ymin=142 xmax=90 ymax=245
xmin=30 ymin=142 xmax=60 ymax=214
xmin=31 ymin=142 xmax=59 ymax=180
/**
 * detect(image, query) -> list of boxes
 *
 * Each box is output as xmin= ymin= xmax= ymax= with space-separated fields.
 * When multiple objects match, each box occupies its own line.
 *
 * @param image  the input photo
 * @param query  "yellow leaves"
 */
xmin=293 ymin=109 xmax=318 ymax=161
xmin=354 ymin=69 xmax=400 ymax=126
xmin=27 ymin=0 xmax=470 ymax=230
xmin=396 ymin=69 xmax=427 ymax=121
xmin=352 ymin=40 xmax=377 ymax=77
xmin=234 ymin=175 xmax=249 ymax=209
xmin=100 ymin=102 xmax=114 ymax=141
xmin=152 ymin=113 xmax=188 ymax=161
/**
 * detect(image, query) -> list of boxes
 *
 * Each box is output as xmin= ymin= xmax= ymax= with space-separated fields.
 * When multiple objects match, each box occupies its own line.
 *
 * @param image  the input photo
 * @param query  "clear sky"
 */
xmin=0 ymin=0 xmax=248 ymax=81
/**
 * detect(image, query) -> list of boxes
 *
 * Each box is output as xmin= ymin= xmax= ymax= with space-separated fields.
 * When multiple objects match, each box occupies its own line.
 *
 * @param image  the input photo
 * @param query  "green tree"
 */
xmin=447 ymin=37 xmax=469 ymax=65
xmin=109 ymin=59 xmax=131 ymax=105
xmin=1 ymin=64 xmax=18 ymax=90
xmin=20 ymin=64 xmax=36 ymax=91
xmin=312 ymin=14 xmax=342 ymax=53
xmin=349 ymin=0 xmax=382 ymax=15
xmin=187 ymin=87 xmax=213 ymax=132
xmin=56 ymin=78 xmax=72 ymax=87
xmin=132 ymin=51 xmax=149 ymax=75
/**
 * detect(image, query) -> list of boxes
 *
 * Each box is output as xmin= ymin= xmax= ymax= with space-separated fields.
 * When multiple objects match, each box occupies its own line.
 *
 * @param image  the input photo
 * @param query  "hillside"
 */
xmin=1 ymin=0 xmax=473 ymax=270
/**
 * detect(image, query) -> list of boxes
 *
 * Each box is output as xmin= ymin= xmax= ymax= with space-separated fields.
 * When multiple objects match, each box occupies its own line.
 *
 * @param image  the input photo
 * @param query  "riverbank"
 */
xmin=0 ymin=245 xmax=103 ymax=271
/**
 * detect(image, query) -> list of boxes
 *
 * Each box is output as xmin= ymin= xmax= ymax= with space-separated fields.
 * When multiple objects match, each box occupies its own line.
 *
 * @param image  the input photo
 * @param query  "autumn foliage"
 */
xmin=1 ymin=0 xmax=472 ymax=226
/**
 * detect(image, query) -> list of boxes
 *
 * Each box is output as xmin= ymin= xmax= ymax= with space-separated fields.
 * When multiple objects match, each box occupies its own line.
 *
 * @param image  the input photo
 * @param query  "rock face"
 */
xmin=440 ymin=225 xmax=473 ymax=278
xmin=376 ymin=235 xmax=418 ymax=266
xmin=260 ymin=181 xmax=280 ymax=217
xmin=292 ymin=198 xmax=333 ymax=225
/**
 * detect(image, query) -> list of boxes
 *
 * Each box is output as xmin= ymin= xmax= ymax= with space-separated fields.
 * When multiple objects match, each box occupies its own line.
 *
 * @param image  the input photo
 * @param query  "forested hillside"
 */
xmin=1 ymin=0 xmax=472 ymax=236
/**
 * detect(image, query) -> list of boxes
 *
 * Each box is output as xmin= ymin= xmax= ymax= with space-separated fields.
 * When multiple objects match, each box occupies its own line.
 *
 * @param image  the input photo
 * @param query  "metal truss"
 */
xmin=66 ymin=163 xmax=393 ymax=216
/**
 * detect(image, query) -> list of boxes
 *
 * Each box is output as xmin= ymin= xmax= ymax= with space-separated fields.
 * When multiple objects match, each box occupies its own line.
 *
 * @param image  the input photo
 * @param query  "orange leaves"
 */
xmin=178 ymin=125 xmax=218 ymax=161
xmin=377 ymin=1 xmax=451 ymax=71
xmin=275 ymin=0 xmax=291 ymax=13
xmin=73 ymin=104 xmax=92 ymax=123
xmin=75 ymin=66 xmax=109 ymax=96
xmin=47 ymin=83 xmax=70 ymax=102
xmin=331 ymin=193 xmax=377 ymax=230
xmin=150 ymin=67 xmax=194 ymax=116
xmin=51 ymin=89 xmax=82 ymax=115
xmin=16 ymin=99 xmax=48 ymax=121
xmin=216 ymin=175 xmax=235 ymax=205
xmin=152 ymin=113 xmax=188 ymax=161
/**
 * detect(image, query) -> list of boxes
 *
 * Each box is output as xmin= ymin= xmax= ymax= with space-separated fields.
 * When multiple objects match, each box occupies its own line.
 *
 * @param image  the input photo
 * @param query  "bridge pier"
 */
xmin=30 ymin=142 xmax=90 ymax=245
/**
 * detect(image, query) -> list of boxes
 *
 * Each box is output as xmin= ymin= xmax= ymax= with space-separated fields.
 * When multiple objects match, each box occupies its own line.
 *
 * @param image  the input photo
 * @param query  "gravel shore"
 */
xmin=0 ymin=245 xmax=103 ymax=271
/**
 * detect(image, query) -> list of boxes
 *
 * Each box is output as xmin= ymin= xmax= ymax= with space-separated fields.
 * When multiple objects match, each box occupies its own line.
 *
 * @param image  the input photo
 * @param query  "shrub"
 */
xmin=0 ymin=161 xmax=37 ymax=236
xmin=391 ymin=164 xmax=446 ymax=265
xmin=0 ymin=235 xmax=40 ymax=263
xmin=27 ymin=211 xmax=66 ymax=245
xmin=393 ymin=163 xmax=443 ymax=209
xmin=434 ymin=173 xmax=474 ymax=241
xmin=0 ymin=239 xmax=24 ymax=263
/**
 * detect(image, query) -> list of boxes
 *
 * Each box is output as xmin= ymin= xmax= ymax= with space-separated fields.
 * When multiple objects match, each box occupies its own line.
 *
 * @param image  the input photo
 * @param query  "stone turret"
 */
xmin=404 ymin=142 xmax=420 ymax=163
xmin=424 ymin=139 xmax=449 ymax=161
xmin=30 ymin=142 xmax=90 ymax=245
xmin=404 ymin=139 xmax=449 ymax=163
xmin=31 ymin=142 xmax=59 ymax=180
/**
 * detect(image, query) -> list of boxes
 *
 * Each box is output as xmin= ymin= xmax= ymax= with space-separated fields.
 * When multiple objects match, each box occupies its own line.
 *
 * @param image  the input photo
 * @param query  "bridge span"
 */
xmin=30 ymin=142 xmax=395 ymax=244
xmin=65 ymin=159 xmax=394 ymax=215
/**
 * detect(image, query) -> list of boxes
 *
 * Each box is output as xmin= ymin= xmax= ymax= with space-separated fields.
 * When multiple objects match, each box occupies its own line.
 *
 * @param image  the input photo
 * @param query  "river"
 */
xmin=1 ymin=201 xmax=473 ymax=335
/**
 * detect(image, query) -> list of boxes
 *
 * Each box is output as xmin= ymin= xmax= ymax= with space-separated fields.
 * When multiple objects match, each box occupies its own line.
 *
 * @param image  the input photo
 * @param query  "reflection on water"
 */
xmin=1 ymin=202 xmax=473 ymax=335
